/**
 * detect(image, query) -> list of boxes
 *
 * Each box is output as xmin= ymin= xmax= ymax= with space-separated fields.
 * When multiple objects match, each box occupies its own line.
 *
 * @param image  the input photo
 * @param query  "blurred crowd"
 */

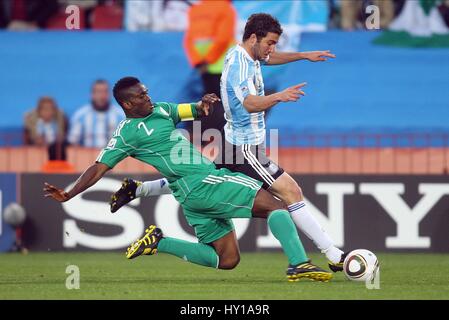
xmin=2 ymin=0 xmax=449 ymax=31
xmin=0 ymin=0 xmax=123 ymax=30
xmin=6 ymin=0 xmax=449 ymax=163
xmin=332 ymin=0 xmax=447 ymax=31
xmin=24 ymin=79 xmax=123 ymax=161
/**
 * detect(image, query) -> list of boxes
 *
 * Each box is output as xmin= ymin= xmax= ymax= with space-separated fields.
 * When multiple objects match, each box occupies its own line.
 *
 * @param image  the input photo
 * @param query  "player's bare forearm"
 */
xmin=243 ymin=94 xmax=281 ymax=113
xmin=266 ymin=51 xmax=336 ymax=65
xmin=68 ymin=163 xmax=110 ymax=198
xmin=243 ymin=83 xmax=306 ymax=113
xmin=266 ymin=52 xmax=308 ymax=65
xmin=44 ymin=162 xmax=110 ymax=202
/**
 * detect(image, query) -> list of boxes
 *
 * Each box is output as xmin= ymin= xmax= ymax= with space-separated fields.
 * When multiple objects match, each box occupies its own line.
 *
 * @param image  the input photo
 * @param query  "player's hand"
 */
xmin=199 ymin=93 xmax=221 ymax=116
xmin=303 ymin=50 xmax=336 ymax=62
xmin=277 ymin=83 xmax=306 ymax=102
xmin=43 ymin=182 xmax=70 ymax=202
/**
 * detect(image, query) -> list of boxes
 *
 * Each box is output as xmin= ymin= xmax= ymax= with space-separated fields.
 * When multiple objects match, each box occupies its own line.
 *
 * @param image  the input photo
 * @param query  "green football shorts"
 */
xmin=180 ymin=168 xmax=262 ymax=244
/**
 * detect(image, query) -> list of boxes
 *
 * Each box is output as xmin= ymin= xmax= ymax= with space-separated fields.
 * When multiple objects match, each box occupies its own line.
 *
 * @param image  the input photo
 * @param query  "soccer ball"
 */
xmin=343 ymin=249 xmax=379 ymax=282
xmin=3 ymin=203 xmax=26 ymax=227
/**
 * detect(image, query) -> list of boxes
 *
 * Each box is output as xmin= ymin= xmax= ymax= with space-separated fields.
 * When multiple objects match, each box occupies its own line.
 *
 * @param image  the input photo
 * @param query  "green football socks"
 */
xmin=158 ymin=237 xmax=219 ymax=268
xmin=268 ymin=209 xmax=309 ymax=266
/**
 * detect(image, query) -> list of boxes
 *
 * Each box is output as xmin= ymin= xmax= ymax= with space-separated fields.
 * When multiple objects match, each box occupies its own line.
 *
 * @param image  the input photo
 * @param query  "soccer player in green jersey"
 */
xmin=44 ymin=77 xmax=331 ymax=282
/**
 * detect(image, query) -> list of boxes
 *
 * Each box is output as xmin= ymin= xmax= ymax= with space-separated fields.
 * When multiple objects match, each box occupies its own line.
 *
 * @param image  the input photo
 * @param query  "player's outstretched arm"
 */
xmin=243 ymin=83 xmax=306 ymax=113
xmin=44 ymin=162 xmax=110 ymax=202
xmin=266 ymin=50 xmax=336 ymax=65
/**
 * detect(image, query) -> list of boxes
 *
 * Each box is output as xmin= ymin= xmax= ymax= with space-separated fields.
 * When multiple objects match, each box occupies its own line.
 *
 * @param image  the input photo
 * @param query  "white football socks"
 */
xmin=288 ymin=201 xmax=344 ymax=264
xmin=135 ymin=178 xmax=172 ymax=197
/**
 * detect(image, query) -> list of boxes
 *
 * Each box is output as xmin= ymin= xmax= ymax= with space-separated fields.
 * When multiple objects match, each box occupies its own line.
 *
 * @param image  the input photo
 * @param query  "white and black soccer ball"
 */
xmin=3 ymin=203 xmax=26 ymax=227
xmin=343 ymin=249 xmax=379 ymax=282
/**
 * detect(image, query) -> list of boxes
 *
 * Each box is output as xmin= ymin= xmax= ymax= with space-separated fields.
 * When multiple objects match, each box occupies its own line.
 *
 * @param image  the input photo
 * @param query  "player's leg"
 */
xmin=110 ymin=177 xmax=172 ymax=213
xmin=126 ymin=225 xmax=221 ymax=269
xmin=193 ymin=168 xmax=332 ymax=281
xmin=269 ymin=172 xmax=345 ymax=270
xmin=136 ymin=178 xmax=171 ymax=197
xmin=251 ymin=187 xmax=307 ymax=264
xmin=125 ymin=183 xmax=240 ymax=270
xmin=229 ymin=142 xmax=345 ymax=269
xmin=251 ymin=187 xmax=332 ymax=282
xmin=210 ymin=230 xmax=241 ymax=270
xmin=156 ymin=228 xmax=240 ymax=270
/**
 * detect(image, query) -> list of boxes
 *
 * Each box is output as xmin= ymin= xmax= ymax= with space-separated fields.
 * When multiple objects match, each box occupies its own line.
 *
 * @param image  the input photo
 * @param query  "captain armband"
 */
xmin=178 ymin=103 xmax=198 ymax=121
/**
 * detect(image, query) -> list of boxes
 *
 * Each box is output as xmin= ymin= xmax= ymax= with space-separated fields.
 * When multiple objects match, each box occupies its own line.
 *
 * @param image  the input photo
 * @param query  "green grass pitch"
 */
xmin=1 ymin=252 xmax=448 ymax=299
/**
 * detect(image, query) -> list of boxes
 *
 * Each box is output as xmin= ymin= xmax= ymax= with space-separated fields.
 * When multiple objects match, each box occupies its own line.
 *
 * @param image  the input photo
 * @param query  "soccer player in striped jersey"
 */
xmin=44 ymin=77 xmax=332 ymax=282
xmin=111 ymin=14 xmax=347 ymax=272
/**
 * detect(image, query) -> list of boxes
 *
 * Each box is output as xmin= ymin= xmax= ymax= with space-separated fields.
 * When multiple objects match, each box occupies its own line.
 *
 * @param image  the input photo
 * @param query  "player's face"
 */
xmin=91 ymin=83 xmax=110 ymax=111
xmin=38 ymin=101 xmax=56 ymax=122
xmin=127 ymin=83 xmax=153 ymax=116
xmin=254 ymin=32 xmax=279 ymax=61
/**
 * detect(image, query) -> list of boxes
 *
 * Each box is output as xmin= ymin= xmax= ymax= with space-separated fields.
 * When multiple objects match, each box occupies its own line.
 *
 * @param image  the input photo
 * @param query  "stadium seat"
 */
xmin=46 ymin=8 xmax=86 ymax=30
xmin=91 ymin=4 xmax=123 ymax=30
xmin=41 ymin=160 xmax=75 ymax=173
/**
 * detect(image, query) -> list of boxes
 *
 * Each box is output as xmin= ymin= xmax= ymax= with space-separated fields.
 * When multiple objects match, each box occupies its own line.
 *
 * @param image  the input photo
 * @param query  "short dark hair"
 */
xmin=91 ymin=79 xmax=109 ymax=90
xmin=112 ymin=77 xmax=140 ymax=107
xmin=242 ymin=13 xmax=283 ymax=42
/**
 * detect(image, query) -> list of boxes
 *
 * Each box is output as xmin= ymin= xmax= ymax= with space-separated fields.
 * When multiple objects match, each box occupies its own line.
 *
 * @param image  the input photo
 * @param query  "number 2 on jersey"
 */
xmin=138 ymin=122 xmax=154 ymax=136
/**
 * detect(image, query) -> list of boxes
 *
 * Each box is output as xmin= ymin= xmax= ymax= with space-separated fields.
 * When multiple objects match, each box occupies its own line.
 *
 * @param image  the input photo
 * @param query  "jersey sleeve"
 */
xmin=95 ymin=136 xmax=133 ymax=169
xmin=159 ymin=102 xmax=199 ymax=124
xmin=227 ymin=64 xmax=257 ymax=104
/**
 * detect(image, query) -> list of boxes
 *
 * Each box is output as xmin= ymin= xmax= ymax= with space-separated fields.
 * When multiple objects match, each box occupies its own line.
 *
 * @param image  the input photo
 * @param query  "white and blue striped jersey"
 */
xmin=68 ymin=104 xmax=125 ymax=148
xmin=220 ymin=44 xmax=267 ymax=145
xmin=36 ymin=119 xmax=58 ymax=144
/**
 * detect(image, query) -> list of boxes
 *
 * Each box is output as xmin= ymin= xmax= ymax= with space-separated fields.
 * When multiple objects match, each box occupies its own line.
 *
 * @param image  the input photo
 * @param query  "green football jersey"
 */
xmin=96 ymin=102 xmax=215 ymax=201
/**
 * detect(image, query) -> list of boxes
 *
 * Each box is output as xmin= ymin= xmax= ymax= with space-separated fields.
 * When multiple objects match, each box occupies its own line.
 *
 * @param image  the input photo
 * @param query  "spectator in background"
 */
xmin=24 ymin=96 xmax=68 ymax=159
xmin=68 ymin=79 xmax=124 ymax=148
xmin=125 ymin=0 xmax=192 ymax=32
xmin=0 ymin=0 xmax=59 ymax=30
xmin=183 ymin=0 xmax=236 ymax=140
xmin=340 ymin=0 xmax=395 ymax=30
xmin=56 ymin=0 xmax=98 ymax=28
xmin=57 ymin=0 xmax=123 ymax=29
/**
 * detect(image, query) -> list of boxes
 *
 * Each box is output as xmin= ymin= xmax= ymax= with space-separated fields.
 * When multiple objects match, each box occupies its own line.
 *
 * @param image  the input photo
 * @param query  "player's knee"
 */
xmin=293 ymin=183 xmax=303 ymax=198
xmin=282 ymin=179 xmax=303 ymax=202
xmin=218 ymin=253 xmax=240 ymax=270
